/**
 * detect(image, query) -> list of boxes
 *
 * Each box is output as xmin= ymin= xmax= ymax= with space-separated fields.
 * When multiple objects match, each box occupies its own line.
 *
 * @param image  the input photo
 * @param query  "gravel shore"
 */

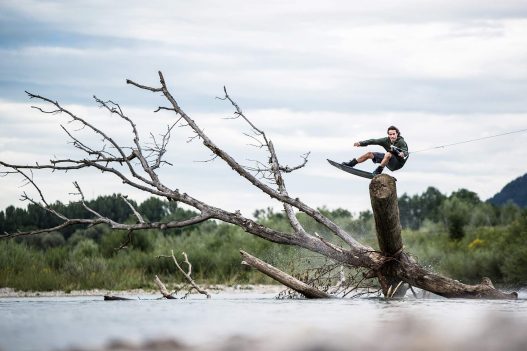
xmin=0 ymin=284 xmax=284 ymax=298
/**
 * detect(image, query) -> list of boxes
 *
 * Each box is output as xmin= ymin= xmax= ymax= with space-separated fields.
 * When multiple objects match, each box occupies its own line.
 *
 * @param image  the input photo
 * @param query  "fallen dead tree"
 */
xmin=0 ymin=71 xmax=517 ymax=299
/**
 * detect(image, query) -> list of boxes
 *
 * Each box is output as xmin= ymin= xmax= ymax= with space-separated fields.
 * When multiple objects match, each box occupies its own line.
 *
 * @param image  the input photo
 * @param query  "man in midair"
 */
xmin=342 ymin=126 xmax=409 ymax=176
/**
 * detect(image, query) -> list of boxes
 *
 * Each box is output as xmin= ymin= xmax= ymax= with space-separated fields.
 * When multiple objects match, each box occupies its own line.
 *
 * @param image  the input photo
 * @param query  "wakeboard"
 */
xmin=327 ymin=159 xmax=373 ymax=179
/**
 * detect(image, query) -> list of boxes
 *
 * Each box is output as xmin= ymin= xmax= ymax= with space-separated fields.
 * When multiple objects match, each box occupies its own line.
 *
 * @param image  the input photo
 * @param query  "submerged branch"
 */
xmin=240 ymin=250 xmax=331 ymax=299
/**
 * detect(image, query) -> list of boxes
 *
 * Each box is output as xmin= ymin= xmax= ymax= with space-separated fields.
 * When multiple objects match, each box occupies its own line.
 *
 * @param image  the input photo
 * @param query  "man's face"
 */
xmin=388 ymin=129 xmax=398 ymax=142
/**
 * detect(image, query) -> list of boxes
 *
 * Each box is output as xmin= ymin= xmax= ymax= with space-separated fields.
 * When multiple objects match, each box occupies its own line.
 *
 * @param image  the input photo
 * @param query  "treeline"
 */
xmin=0 ymin=196 xmax=200 ymax=240
xmin=2 ymin=187 xmax=523 ymax=242
xmin=398 ymin=187 xmax=524 ymax=239
xmin=1 ymin=187 xmax=526 ymax=291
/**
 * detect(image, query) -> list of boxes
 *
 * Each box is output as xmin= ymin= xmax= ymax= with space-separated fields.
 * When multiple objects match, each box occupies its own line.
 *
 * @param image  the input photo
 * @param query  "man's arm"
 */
xmin=390 ymin=145 xmax=408 ymax=159
xmin=355 ymin=137 xmax=387 ymax=147
xmin=391 ymin=139 xmax=409 ymax=158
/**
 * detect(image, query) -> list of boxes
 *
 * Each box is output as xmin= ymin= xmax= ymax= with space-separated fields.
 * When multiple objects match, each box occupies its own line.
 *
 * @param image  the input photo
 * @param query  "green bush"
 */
xmin=72 ymin=239 xmax=99 ymax=258
xmin=402 ymin=217 xmax=527 ymax=286
xmin=499 ymin=215 xmax=527 ymax=284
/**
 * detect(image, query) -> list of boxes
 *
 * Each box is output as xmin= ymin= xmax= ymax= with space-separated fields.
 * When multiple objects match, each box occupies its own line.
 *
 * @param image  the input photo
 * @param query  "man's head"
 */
xmin=387 ymin=126 xmax=400 ymax=142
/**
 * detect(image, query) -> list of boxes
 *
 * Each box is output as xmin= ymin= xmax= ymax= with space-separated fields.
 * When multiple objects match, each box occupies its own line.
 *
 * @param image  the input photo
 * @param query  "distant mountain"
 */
xmin=488 ymin=173 xmax=527 ymax=207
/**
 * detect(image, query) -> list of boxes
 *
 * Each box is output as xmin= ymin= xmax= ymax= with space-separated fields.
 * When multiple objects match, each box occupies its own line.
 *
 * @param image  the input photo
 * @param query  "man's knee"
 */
xmin=383 ymin=153 xmax=392 ymax=160
xmin=365 ymin=152 xmax=374 ymax=159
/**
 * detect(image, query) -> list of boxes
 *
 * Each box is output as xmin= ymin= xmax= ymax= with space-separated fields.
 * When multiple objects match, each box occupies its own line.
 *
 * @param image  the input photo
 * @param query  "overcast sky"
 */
xmin=1 ymin=0 xmax=526 ymax=217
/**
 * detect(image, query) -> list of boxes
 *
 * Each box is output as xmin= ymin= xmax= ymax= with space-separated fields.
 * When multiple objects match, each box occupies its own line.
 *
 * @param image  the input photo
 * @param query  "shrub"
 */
xmin=72 ymin=239 xmax=100 ymax=258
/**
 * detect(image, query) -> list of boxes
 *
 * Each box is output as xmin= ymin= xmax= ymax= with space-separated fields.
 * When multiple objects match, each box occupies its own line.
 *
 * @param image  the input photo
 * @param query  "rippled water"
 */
xmin=1 ymin=290 xmax=527 ymax=351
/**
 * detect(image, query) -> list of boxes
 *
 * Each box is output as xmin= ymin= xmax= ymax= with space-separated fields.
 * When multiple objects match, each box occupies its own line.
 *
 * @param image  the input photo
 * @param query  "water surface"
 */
xmin=1 ymin=290 xmax=526 ymax=351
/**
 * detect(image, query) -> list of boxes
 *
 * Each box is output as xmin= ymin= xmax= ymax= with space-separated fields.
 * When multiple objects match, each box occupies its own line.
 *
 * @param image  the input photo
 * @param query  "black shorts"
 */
xmin=372 ymin=152 xmax=404 ymax=171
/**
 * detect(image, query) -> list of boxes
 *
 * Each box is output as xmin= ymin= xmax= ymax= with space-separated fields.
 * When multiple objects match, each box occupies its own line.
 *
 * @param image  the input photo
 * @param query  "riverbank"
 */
xmin=0 ymin=284 xmax=284 ymax=298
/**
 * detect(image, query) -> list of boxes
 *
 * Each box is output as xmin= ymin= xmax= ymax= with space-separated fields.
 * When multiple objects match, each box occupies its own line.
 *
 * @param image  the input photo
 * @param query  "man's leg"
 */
xmin=342 ymin=152 xmax=374 ymax=167
xmin=373 ymin=153 xmax=392 ymax=175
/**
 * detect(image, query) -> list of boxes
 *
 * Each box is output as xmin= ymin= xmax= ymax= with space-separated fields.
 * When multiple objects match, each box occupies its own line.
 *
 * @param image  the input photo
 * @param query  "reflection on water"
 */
xmin=1 ymin=290 xmax=526 ymax=351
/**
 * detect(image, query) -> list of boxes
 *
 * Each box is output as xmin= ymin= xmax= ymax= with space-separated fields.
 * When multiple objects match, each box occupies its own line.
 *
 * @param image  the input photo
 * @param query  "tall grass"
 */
xmin=0 ymin=223 xmax=307 ymax=291
xmin=2 ymin=213 xmax=525 ymax=291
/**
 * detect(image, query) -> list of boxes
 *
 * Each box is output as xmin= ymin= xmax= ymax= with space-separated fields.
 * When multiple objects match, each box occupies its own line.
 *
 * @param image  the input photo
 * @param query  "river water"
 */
xmin=1 ymin=289 xmax=527 ymax=351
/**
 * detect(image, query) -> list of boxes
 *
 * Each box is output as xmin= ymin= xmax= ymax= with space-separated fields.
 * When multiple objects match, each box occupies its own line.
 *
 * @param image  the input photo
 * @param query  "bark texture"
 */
xmin=370 ymin=174 xmax=408 ymax=297
xmin=370 ymin=175 xmax=403 ymax=256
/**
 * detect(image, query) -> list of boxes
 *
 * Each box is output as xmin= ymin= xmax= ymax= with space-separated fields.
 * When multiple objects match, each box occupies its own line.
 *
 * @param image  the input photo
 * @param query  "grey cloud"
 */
xmin=1 ymin=0 xmax=526 ymax=213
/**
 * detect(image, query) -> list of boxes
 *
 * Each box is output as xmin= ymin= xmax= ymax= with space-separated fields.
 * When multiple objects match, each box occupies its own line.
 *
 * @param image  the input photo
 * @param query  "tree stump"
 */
xmin=370 ymin=174 xmax=408 ymax=297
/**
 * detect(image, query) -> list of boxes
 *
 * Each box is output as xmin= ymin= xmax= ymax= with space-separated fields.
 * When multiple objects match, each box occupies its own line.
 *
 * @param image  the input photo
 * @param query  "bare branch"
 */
xmin=0 ymin=219 xmax=102 ymax=239
xmin=186 ymin=131 xmax=201 ymax=143
xmin=25 ymin=91 xmax=158 ymax=191
xmin=279 ymin=152 xmax=311 ymax=173
xmin=16 ymin=168 xmax=48 ymax=206
xmin=242 ymin=132 xmax=265 ymax=148
xmin=4 ymin=81 xmax=365 ymax=257
xmin=30 ymin=105 xmax=61 ymax=115
xmin=60 ymin=125 xmax=107 ymax=159
xmin=19 ymin=191 xmax=68 ymax=222
xmin=154 ymin=275 xmax=177 ymax=299
xmin=217 ymin=86 xmax=264 ymax=135
xmin=115 ymin=229 xmax=134 ymax=251
xmin=154 ymin=106 xmax=176 ymax=113
xmin=1 ymin=158 xmax=170 ymax=201
xmin=215 ymin=87 xmax=315 ymax=240
xmin=194 ymin=154 xmax=218 ymax=163
xmin=93 ymin=95 xmax=165 ymax=186
xmin=158 ymin=250 xmax=211 ymax=298
xmin=143 ymin=122 xmax=178 ymax=170
xmin=120 ymin=195 xmax=145 ymax=224
xmin=0 ymin=205 xmax=217 ymax=241
xmin=12 ymin=168 xmax=68 ymax=222
xmin=72 ymin=181 xmax=108 ymax=220
xmin=126 ymin=79 xmax=163 ymax=92
xmin=152 ymin=73 xmax=363 ymax=249
xmin=314 ymin=232 xmax=343 ymax=253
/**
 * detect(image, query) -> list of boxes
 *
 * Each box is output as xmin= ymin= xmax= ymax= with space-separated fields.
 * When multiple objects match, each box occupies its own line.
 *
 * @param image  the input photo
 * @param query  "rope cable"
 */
xmin=410 ymin=127 xmax=527 ymax=154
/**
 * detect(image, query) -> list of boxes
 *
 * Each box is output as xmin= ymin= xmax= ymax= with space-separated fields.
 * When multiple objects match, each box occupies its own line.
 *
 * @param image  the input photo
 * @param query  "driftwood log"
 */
xmin=240 ymin=250 xmax=331 ymax=298
xmin=103 ymin=295 xmax=134 ymax=301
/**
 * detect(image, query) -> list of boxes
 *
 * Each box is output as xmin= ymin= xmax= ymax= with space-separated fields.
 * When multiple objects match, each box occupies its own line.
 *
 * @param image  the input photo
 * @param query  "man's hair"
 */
xmin=387 ymin=126 xmax=400 ymax=137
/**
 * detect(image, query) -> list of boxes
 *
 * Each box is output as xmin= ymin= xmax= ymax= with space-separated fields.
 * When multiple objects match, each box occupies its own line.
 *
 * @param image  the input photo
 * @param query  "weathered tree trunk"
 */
xmin=240 ymin=250 xmax=331 ymax=298
xmin=370 ymin=175 xmax=403 ymax=256
xmin=370 ymin=174 xmax=408 ymax=297
xmin=370 ymin=174 xmax=517 ymax=299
